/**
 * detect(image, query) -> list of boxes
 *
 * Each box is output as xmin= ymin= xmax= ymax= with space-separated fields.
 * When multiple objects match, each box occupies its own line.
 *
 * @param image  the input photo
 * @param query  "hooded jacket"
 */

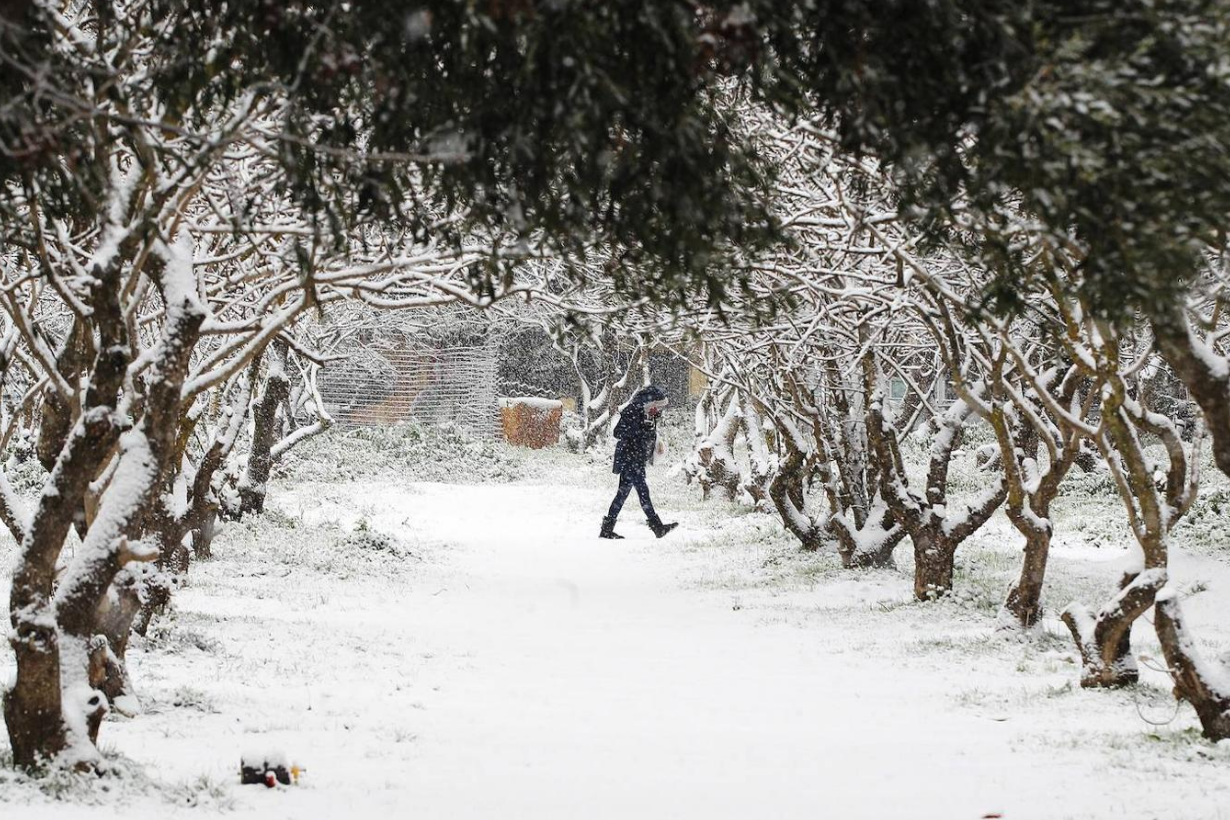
xmin=612 ymin=385 xmax=667 ymax=475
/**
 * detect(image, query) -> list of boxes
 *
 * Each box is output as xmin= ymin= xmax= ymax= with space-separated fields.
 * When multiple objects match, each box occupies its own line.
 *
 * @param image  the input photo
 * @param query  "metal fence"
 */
xmin=319 ymin=337 xmax=500 ymax=437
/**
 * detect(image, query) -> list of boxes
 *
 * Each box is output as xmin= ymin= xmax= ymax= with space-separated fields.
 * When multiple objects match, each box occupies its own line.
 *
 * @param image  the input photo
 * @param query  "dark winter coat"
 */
xmin=612 ymin=385 xmax=666 ymax=475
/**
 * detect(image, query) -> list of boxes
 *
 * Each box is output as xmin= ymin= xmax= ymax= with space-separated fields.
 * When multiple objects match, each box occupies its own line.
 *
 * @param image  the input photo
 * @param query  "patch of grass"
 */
xmin=907 ymin=631 xmax=1002 ymax=657
xmin=948 ymin=549 xmax=1018 ymax=617
xmin=1058 ymin=467 xmax=1120 ymax=499
xmin=256 ymin=507 xmax=299 ymax=530
xmin=170 ymin=686 xmax=218 ymax=713
xmin=953 ymin=680 xmax=1079 ymax=714
xmin=164 ymin=775 xmax=235 ymax=810
xmin=141 ymin=615 xmax=223 ymax=656
xmin=280 ymin=421 xmax=524 ymax=485
xmin=0 ymin=747 xmax=151 ymax=805
xmin=1174 ymin=486 xmax=1230 ymax=561
xmin=1038 ymin=717 xmax=1230 ymax=775
xmin=4 ymin=454 xmax=48 ymax=496
xmin=215 ymin=504 xmax=428 ymax=580
xmin=1139 ymin=727 xmax=1230 ymax=764
xmin=341 ymin=524 xmax=402 ymax=555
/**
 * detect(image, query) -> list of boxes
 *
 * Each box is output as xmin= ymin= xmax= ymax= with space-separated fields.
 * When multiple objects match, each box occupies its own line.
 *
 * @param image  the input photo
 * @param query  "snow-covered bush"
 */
xmin=341 ymin=521 xmax=403 ymax=555
xmin=1174 ymin=485 xmax=1230 ymax=558
xmin=560 ymin=410 xmax=586 ymax=453
xmin=279 ymin=421 xmax=522 ymax=485
xmin=2 ymin=455 xmax=47 ymax=498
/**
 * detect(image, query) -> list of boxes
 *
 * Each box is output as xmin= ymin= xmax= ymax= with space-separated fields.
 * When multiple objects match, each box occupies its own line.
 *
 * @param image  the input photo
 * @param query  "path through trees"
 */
xmin=10 ymin=470 xmax=1223 ymax=818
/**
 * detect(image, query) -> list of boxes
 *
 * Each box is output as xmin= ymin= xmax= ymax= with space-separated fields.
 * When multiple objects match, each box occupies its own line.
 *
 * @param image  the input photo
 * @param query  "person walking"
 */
xmin=600 ymin=384 xmax=678 ymax=539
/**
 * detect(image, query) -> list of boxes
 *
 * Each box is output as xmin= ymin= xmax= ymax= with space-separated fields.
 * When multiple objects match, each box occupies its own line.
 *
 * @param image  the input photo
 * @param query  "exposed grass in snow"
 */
xmin=1174 ymin=482 xmax=1230 ymax=560
xmin=279 ymin=421 xmax=529 ymax=485
xmin=0 ymin=746 xmax=235 ymax=811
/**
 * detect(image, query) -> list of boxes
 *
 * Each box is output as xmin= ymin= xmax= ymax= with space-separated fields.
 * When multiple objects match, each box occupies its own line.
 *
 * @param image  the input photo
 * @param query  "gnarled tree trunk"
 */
xmin=1062 ymin=569 xmax=1168 ymax=688
xmin=1060 ymin=368 xmax=1197 ymax=688
xmin=1002 ymin=525 xmax=1053 ymax=628
xmin=738 ymin=393 xmax=775 ymax=508
xmin=766 ymin=421 xmax=824 ymax=551
xmin=1153 ymin=590 xmax=1230 ymax=741
xmin=694 ymin=392 xmax=742 ymax=502
xmin=239 ymin=341 xmax=288 ymax=516
xmin=52 ymin=254 xmax=206 ymax=759
xmin=832 ymin=505 xmax=905 ymax=570
xmin=4 ymin=267 xmax=131 ymax=768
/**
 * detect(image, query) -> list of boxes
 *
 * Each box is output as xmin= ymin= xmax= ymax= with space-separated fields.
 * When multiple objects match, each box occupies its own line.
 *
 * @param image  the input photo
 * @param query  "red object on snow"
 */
xmin=241 ymin=750 xmax=293 ymax=787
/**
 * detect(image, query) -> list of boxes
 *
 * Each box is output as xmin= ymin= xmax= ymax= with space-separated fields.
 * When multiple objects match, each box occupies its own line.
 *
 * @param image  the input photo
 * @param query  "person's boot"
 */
xmin=599 ymin=516 xmax=624 ymax=539
xmin=649 ymin=519 xmax=678 ymax=538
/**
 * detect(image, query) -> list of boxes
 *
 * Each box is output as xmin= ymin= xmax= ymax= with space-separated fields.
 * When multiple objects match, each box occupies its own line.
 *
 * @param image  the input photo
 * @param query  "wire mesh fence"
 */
xmin=319 ymin=336 xmax=500 ymax=438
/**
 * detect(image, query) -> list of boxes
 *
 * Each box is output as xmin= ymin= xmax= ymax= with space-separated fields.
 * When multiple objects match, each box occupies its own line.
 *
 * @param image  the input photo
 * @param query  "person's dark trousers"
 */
xmin=606 ymin=469 xmax=661 ymax=526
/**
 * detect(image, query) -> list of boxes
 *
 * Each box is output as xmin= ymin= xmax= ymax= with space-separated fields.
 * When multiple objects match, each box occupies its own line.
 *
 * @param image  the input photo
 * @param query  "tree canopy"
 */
xmin=761 ymin=0 xmax=1230 ymax=317
xmin=0 ymin=1 xmax=782 ymax=304
xmin=4 ymin=1 xmax=1227 ymax=315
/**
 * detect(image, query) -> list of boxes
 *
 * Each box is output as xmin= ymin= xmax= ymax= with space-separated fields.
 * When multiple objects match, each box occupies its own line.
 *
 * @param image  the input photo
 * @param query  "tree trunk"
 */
xmin=1062 ymin=569 xmax=1166 ymax=688
xmin=848 ymin=546 xmax=896 ymax=569
xmin=193 ymin=509 xmax=218 ymax=559
xmin=239 ymin=342 xmax=289 ymax=515
xmin=132 ymin=511 xmax=186 ymax=639
xmin=843 ymin=535 xmax=900 ymax=569
xmin=187 ymin=371 xmax=251 ymax=556
xmin=1152 ymin=306 xmax=1230 ymax=480
xmin=696 ymin=395 xmax=742 ymax=502
xmin=6 ymin=270 xmax=130 ymax=769
xmin=35 ymin=319 xmax=92 ymax=474
xmin=2 ymin=618 xmax=68 ymax=766
xmin=738 ymin=394 xmax=774 ymax=508
xmin=913 ymin=532 xmax=955 ymax=600
xmin=767 ymin=452 xmax=823 ymax=551
xmin=833 ymin=507 xmax=903 ymax=569
xmin=131 ymin=572 xmax=172 ymax=639
xmin=1154 ymin=591 xmax=1230 ymax=741
xmin=88 ymin=570 xmax=145 ymax=718
xmin=1002 ymin=521 xmax=1053 ymax=629
xmin=48 ymin=256 xmax=206 ymax=765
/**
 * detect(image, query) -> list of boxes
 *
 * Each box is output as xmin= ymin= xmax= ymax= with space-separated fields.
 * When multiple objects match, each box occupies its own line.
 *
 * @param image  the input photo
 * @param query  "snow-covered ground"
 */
xmin=3 ymin=428 xmax=1230 ymax=819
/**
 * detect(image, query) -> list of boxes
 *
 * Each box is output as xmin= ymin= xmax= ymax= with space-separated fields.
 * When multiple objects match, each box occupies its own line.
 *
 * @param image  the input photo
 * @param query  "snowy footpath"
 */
xmin=6 ymin=471 xmax=1230 ymax=819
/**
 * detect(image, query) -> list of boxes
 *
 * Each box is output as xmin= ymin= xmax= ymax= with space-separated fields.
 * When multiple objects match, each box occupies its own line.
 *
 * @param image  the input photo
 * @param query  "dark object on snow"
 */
xmin=241 ymin=752 xmax=292 ymax=787
xmin=603 ymin=386 xmax=677 ymax=538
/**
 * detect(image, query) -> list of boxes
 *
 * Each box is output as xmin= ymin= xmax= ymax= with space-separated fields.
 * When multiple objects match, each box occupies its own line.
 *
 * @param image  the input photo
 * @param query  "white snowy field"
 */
xmin=3 ymin=426 xmax=1230 ymax=819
